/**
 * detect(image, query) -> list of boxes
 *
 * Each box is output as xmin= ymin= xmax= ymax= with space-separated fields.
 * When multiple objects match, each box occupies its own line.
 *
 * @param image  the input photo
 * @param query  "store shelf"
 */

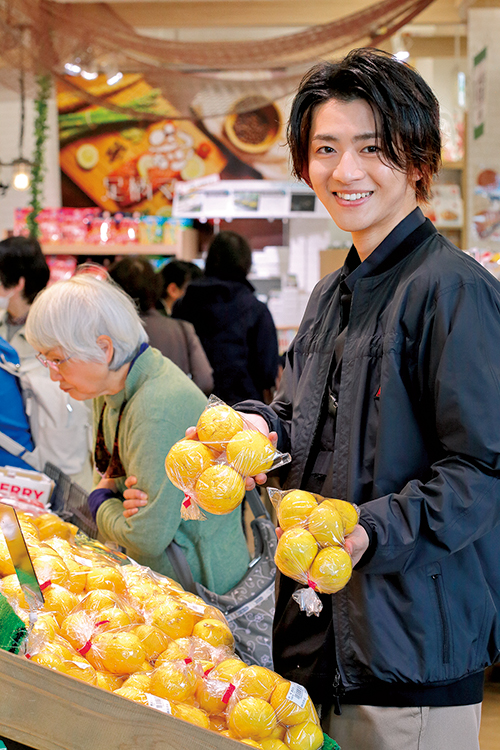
xmin=41 ymin=244 xmax=173 ymax=256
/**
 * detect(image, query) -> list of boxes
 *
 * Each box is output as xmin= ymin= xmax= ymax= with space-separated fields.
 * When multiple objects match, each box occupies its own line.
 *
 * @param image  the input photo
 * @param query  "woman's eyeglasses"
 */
xmin=36 ymin=353 xmax=72 ymax=371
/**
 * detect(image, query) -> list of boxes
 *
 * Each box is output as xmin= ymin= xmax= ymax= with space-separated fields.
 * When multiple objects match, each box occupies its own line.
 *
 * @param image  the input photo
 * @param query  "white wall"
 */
xmin=0 ymin=83 xmax=61 ymax=238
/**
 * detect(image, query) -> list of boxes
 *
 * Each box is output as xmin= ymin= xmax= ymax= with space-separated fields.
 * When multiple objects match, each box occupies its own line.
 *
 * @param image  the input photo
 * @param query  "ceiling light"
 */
xmin=106 ymin=71 xmax=123 ymax=86
xmin=11 ymin=158 xmax=31 ymax=191
xmin=64 ymin=61 xmax=82 ymax=76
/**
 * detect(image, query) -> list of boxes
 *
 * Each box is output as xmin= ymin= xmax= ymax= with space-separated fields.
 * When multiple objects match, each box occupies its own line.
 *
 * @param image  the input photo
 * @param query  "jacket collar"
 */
xmin=342 ymin=208 xmax=436 ymax=292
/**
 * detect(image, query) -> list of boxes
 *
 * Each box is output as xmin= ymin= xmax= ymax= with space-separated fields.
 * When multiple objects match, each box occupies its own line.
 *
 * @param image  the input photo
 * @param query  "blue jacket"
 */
xmin=0 ymin=337 xmax=34 ymax=470
xmin=239 ymin=221 xmax=500 ymax=704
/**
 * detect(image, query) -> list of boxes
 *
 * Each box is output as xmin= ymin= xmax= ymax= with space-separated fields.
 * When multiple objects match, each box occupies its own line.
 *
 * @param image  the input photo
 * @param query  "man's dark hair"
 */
xmin=205 ymin=231 xmax=252 ymax=282
xmin=0 ymin=236 xmax=50 ymax=304
xmin=287 ymin=47 xmax=441 ymax=202
xmin=109 ymin=257 xmax=161 ymax=313
xmin=159 ymin=259 xmax=202 ymax=297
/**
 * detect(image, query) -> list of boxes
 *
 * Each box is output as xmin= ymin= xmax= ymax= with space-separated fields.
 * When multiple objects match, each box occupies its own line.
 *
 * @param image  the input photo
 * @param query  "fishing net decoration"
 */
xmin=0 ymin=0 xmax=437 ymax=120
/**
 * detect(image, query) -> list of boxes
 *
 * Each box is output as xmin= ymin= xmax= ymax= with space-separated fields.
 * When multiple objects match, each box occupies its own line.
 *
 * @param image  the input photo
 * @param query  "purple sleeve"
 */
xmin=87 ymin=488 xmax=120 ymax=520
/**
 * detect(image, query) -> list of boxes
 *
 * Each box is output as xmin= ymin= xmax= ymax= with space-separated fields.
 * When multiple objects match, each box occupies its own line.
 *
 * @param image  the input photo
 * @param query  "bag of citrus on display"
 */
xmin=165 ymin=395 xmax=291 ymax=519
xmin=268 ymin=488 xmax=359 ymax=616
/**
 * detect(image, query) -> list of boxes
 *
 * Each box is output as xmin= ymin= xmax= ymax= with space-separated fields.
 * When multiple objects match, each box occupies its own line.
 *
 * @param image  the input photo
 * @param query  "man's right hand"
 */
xmin=185 ymin=413 xmax=278 ymax=489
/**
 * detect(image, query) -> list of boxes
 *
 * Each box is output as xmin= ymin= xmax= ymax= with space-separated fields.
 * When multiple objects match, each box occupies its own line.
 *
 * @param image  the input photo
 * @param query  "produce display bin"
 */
xmin=0 ymin=649 xmax=240 ymax=750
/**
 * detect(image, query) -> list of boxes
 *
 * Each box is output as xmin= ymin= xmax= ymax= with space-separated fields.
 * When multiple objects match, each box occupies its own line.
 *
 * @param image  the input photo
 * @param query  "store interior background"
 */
xmin=0 ymin=2 xmax=499 ymax=748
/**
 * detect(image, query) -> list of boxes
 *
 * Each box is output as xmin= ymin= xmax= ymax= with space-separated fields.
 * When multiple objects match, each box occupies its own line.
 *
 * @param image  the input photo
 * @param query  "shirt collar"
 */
xmin=341 ymin=207 xmax=428 ymax=292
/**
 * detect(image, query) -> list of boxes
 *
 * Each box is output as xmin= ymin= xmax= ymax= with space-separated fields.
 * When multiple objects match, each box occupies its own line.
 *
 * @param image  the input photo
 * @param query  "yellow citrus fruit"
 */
xmin=261 ymin=740 xmax=288 ymax=750
xmin=228 ymin=696 xmax=277 ymax=740
xmin=151 ymin=599 xmax=196 ymax=640
xmin=58 ymin=658 xmax=98 ymax=685
xmin=277 ymin=491 xmax=318 ymax=531
xmin=96 ymin=607 xmax=133 ymax=631
xmin=33 ymin=554 xmax=69 ymax=589
xmin=285 ymin=720 xmax=324 ymax=750
xmin=192 ymin=618 xmax=234 ymax=648
xmin=240 ymin=740 xmax=263 ymax=748
xmin=195 ymin=464 xmax=246 ymax=515
xmin=210 ymin=715 xmax=228 ymax=732
xmin=308 ymin=546 xmax=352 ymax=594
xmin=196 ymin=404 xmax=245 ymax=451
xmin=324 ymin=498 xmax=359 ymax=535
xmin=31 ymin=612 xmax=60 ymax=640
xmin=307 ymin=502 xmax=344 ymax=547
xmin=60 ymin=610 xmax=95 ymax=651
xmin=85 ymin=566 xmax=127 ymax=594
xmin=96 ymin=671 xmax=124 ymax=691
xmin=270 ymin=681 xmax=310 ymax=726
xmin=121 ymin=672 xmax=152 ymax=691
xmin=234 ymin=666 xmax=281 ymax=702
xmin=226 ymin=430 xmax=275 ymax=477
xmin=91 ymin=631 xmax=147 ymax=674
xmin=130 ymin=624 xmax=171 ymax=662
xmin=195 ymin=677 xmax=228 ymax=715
xmin=63 ymin=558 xmax=87 ymax=595
xmin=180 ymin=153 xmax=206 ymax=181
xmin=149 ymin=661 xmax=198 ymax=702
xmin=210 ymin=657 xmax=246 ymax=681
xmin=127 ymin=579 xmax=163 ymax=608
xmin=114 ymin=686 xmax=149 ymax=705
xmin=76 ymin=143 xmax=99 ymax=170
xmin=0 ymin=532 xmax=15 ymax=576
xmin=171 ymin=702 xmax=210 ymax=730
xmin=274 ymin=528 xmax=318 ymax=579
xmin=42 ymin=585 xmax=80 ymax=626
xmin=35 ymin=513 xmax=74 ymax=541
xmin=165 ymin=439 xmax=216 ymax=490
xmin=81 ymin=588 xmax=121 ymax=614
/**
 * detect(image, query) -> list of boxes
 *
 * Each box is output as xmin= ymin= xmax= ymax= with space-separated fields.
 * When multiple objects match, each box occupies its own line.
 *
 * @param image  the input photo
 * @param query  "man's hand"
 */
xmin=186 ymin=414 xmax=278 ymax=490
xmin=344 ymin=524 xmax=370 ymax=567
xmin=122 ymin=475 xmax=148 ymax=519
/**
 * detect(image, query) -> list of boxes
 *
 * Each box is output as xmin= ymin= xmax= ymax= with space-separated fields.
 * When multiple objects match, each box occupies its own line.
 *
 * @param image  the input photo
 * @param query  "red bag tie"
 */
xmin=95 ymin=620 xmax=110 ymax=628
xmin=39 ymin=580 xmax=52 ymax=591
xmin=306 ymin=574 xmax=317 ymax=591
xmin=184 ymin=657 xmax=193 ymax=664
xmin=78 ymin=640 xmax=92 ymax=656
xmin=222 ymin=683 xmax=236 ymax=704
xmin=183 ymin=495 xmax=192 ymax=508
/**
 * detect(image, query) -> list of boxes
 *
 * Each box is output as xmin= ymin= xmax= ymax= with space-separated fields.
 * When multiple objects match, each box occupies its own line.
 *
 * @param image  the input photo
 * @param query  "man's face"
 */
xmin=307 ymin=97 xmax=418 ymax=257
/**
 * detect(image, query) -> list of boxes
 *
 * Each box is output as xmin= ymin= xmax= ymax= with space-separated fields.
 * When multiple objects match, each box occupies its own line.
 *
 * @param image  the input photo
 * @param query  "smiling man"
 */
xmin=236 ymin=48 xmax=500 ymax=750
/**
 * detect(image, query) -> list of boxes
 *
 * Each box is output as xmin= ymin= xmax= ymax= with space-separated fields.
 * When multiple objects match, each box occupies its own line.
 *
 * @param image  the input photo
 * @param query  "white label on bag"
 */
xmin=146 ymin=694 xmax=172 ymax=714
xmin=286 ymin=681 xmax=308 ymax=708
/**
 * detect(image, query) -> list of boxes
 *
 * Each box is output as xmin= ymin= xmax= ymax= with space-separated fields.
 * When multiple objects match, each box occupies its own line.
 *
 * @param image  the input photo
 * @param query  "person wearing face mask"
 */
xmin=0 ymin=236 xmax=93 ymax=489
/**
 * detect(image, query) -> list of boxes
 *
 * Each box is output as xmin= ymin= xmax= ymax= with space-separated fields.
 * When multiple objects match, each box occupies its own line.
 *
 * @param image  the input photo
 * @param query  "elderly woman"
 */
xmin=24 ymin=273 xmax=250 ymax=594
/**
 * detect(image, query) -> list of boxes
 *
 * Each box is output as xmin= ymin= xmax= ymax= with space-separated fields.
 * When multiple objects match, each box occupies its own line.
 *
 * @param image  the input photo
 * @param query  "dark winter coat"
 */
xmin=240 ymin=220 xmax=500 ymax=705
xmin=173 ymin=276 xmax=279 ymax=405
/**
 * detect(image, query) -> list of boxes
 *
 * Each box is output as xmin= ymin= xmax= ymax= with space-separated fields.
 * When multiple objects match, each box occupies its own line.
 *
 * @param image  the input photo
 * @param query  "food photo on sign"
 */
xmin=58 ymin=75 xmax=293 ymax=214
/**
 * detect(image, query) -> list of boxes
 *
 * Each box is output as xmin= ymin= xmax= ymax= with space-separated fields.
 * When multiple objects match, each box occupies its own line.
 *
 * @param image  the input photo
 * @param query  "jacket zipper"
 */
xmin=332 ymin=667 xmax=344 ymax=715
xmin=431 ymin=573 xmax=451 ymax=664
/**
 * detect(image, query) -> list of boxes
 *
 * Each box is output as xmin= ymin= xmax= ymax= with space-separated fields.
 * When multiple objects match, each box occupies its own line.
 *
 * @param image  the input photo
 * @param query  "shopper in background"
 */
xmin=0 ymin=236 xmax=93 ymax=489
xmin=0 ymin=335 xmax=34 ymax=470
xmin=109 ymin=256 xmax=213 ymax=395
xmin=158 ymin=259 xmax=203 ymax=316
xmin=235 ymin=48 xmax=500 ymax=750
xmin=24 ymin=273 xmax=249 ymax=594
xmin=174 ymin=231 xmax=279 ymax=405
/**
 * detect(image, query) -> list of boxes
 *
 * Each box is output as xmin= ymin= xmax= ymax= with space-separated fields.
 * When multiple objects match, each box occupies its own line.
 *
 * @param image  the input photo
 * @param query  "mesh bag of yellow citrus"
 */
xmin=165 ymin=395 xmax=291 ymax=519
xmin=268 ymin=488 xmax=360 ymax=616
xmin=1 ymin=510 xmax=334 ymax=748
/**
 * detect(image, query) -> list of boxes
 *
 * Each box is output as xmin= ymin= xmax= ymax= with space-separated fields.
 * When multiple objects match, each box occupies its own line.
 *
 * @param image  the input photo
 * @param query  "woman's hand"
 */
xmin=122 ymin=475 xmax=148 ymax=519
xmin=95 ymin=476 xmax=117 ymax=492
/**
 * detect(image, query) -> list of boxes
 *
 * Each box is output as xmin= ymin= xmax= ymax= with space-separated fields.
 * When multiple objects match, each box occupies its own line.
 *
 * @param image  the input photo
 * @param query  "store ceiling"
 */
xmin=49 ymin=0 xmax=500 ymax=57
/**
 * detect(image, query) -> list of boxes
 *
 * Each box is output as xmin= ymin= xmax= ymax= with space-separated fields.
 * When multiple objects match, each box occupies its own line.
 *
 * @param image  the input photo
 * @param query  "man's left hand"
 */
xmin=344 ymin=524 xmax=370 ymax=567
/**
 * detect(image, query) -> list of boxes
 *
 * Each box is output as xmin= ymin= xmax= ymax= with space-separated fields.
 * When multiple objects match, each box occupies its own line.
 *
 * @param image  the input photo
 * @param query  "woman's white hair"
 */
xmin=25 ymin=273 xmax=148 ymax=370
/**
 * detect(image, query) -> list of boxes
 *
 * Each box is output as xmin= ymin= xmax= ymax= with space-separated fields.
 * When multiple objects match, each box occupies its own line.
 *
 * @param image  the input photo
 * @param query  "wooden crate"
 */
xmin=0 ymin=649 xmax=239 ymax=750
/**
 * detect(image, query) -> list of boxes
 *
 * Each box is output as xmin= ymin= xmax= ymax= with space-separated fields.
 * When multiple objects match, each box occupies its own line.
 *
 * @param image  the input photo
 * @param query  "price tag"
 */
xmin=286 ymin=681 xmax=308 ymax=708
xmin=146 ymin=694 xmax=172 ymax=714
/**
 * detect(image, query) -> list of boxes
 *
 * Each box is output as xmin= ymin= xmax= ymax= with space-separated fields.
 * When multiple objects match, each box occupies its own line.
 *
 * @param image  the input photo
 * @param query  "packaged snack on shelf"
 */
xmin=0 ymin=466 xmax=54 ymax=512
xmin=139 ymin=214 xmax=168 ymax=244
xmin=268 ymin=488 xmax=359 ymax=616
xmin=165 ymin=395 xmax=291 ymax=519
